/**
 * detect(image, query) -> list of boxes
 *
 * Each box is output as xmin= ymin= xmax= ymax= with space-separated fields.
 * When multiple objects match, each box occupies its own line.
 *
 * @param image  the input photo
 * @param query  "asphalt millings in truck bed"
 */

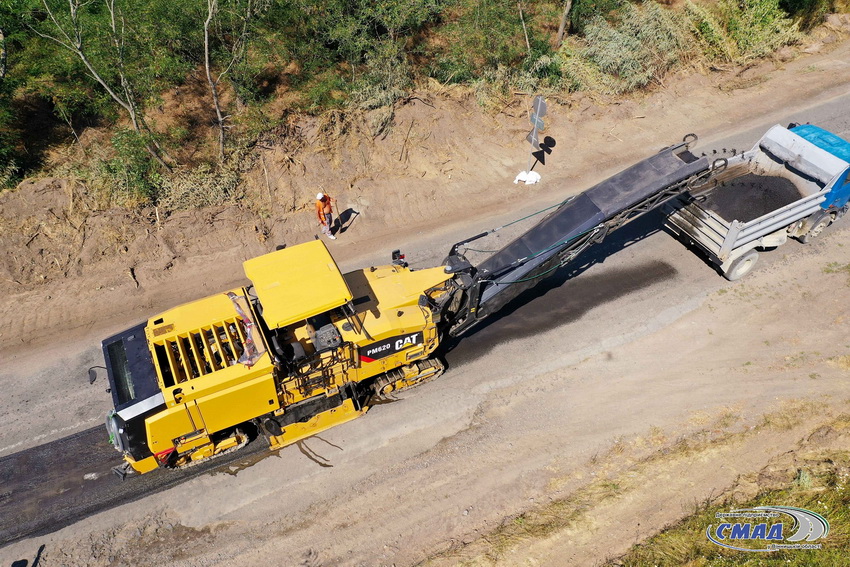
xmin=701 ymin=174 xmax=803 ymax=223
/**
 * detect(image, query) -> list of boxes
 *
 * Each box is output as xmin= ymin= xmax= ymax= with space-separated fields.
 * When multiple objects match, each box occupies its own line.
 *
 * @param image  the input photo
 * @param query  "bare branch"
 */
xmin=205 ymin=0 xmax=226 ymax=161
xmin=28 ymin=25 xmax=75 ymax=52
xmin=517 ymin=1 xmax=530 ymax=53
xmin=30 ymin=0 xmax=77 ymax=51
xmin=0 ymin=27 xmax=7 ymax=80
xmin=35 ymin=0 xmax=172 ymax=170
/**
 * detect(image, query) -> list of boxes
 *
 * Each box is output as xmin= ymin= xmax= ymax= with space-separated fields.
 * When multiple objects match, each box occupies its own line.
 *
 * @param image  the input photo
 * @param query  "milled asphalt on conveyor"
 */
xmin=443 ymin=208 xmax=680 ymax=368
xmin=0 ymin=426 xmax=269 ymax=546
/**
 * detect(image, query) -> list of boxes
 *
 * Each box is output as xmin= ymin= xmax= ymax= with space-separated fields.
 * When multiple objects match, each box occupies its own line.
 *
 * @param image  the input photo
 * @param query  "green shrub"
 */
xmin=624 ymin=2 xmax=690 ymax=71
xmin=558 ymin=41 xmax=611 ymax=92
xmin=721 ymin=0 xmax=801 ymax=59
xmin=685 ymin=0 xmax=737 ymax=62
xmin=569 ymin=0 xmax=625 ymax=34
xmin=686 ymin=0 xmax=800 ymax=63
xmin=583 ymin=17 xmax=655 ymax=91
xmin=562 ymin=2 xmax=690 ymax=94
xmin=303 ymin=72 xmax=350 ymax=112
xmin=350 ymin=39 xmax=412 ymax=111
xmin=94 ymin=129 xmax=162 ymax=205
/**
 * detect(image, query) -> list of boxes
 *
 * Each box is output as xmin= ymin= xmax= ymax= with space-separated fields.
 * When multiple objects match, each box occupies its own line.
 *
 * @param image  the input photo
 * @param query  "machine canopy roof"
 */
xmin=244 ymin=240 xmax=353 ymax=329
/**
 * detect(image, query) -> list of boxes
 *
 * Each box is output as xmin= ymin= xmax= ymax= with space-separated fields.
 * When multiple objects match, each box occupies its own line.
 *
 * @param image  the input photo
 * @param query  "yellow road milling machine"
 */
xmin=102 ymin=134 xmax=725 ymax=476
xmin=104 ymin=240 xmax=457 ymax=475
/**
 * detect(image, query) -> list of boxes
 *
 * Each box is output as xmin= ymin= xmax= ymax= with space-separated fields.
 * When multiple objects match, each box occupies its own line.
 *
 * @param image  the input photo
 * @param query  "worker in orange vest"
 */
xmin=316 ymin=192 xmax=336 ymax=240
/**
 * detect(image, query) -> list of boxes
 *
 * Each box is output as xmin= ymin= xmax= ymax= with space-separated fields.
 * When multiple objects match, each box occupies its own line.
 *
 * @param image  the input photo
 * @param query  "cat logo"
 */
xmin=395 ymin=334 xmax=420 ymax=350
xmin=361 ymin=331 xmax=424 ymax=363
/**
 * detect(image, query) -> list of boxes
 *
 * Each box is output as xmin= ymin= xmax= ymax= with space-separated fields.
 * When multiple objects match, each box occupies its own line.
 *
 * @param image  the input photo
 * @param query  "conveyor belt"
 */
xmin=447 ymin=138 xmax=713 ymax=336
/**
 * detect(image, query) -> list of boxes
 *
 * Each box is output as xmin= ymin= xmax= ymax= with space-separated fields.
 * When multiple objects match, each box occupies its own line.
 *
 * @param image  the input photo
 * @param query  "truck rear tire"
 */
xmin=799 ymin=215 xmax=833 ymax=244
xmin=724 ymin=250 xmax=759 ymax=281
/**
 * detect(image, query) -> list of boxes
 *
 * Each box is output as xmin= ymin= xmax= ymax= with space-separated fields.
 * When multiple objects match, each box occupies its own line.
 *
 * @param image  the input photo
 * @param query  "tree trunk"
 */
xmin=204 ymin=0 xmax=227 ymax=163
xmin=517 ymin=2 xmax=531 ymax=53
xmin=203 ymin=0 xmax=260 ymax=164
xmin=556 ymin=0 xmax=573 ymax=46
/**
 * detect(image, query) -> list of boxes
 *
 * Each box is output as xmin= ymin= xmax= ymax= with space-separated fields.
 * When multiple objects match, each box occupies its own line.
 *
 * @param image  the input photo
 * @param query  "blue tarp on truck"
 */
xmin=791 ymin=124 xmax=850 ymax=209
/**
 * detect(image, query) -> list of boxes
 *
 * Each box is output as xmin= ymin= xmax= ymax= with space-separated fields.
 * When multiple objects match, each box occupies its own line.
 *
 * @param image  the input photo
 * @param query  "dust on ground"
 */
xmin=2 ymin=18 xmax=850 ymax=567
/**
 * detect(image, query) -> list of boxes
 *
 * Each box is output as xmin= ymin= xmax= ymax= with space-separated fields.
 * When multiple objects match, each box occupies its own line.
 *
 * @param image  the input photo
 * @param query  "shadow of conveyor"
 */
xmin=440 ymin=208 xmax=679 ymax=366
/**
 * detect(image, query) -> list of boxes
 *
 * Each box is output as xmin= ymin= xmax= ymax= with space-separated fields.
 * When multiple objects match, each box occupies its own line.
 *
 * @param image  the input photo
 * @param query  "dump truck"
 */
xmin=106 ymin=125 xmax=849 ymax=476
xmin=665 ymin=124 xmax=850 ymax=280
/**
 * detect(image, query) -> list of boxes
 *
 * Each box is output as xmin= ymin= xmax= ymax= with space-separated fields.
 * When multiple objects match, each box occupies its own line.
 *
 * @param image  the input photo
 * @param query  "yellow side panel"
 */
xmin=160 ymin=351 xmax=274 ymax=407
xmin=197 ymin=373 xmax=280 ymax=434
xmin=361 ymin=265 xmax=452 ymax=310
xmin=146 ymin=405 xmax=197 ymax=454
xmin=267 ymin=398 xmax=367 ymax=451
xmin=127 ymin=455 xmax=159 ymax=474
xmin=361 ymin=306 xmax=427 ymax=342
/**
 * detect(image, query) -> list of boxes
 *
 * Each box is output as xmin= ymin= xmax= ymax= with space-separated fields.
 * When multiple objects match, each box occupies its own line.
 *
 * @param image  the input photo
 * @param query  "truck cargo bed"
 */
xmin=702 ymin=173 xmax=803 ymax=223
xmin=664 ymin=125 xmax=840 ymax=268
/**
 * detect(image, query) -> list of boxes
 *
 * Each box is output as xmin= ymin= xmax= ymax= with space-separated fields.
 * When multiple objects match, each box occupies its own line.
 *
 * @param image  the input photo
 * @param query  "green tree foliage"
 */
xmin=293 ymin=0 xmax=445 ymax=63
xmin=428 ymin=0 xmax=527 ymax=83
xmin=0 ymin=0 xmax=831 ymax=205
xmin=569 ymin=0 xmax=624 ymax=34
xmin=1 ymin=0 xmax=39 ymax=185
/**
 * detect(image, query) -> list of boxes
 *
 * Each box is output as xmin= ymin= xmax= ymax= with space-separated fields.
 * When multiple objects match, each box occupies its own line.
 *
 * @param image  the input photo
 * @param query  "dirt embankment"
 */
xmin=2 ymin=16 xmax=849 ymax=359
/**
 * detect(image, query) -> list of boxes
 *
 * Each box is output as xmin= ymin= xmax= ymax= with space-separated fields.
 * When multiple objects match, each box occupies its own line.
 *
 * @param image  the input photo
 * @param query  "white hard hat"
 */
xmin=316 ymin=192 xmax=324 ymax=200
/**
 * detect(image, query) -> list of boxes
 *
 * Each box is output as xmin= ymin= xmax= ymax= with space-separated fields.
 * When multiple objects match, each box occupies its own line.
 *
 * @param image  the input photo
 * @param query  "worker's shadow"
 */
xmin=440 ymin=208 xmax=674 ymax=362
xmin=11 ymin=544 xmax=45 ymax=567
xmin=336 ymin=208 xmax=360 ymax=235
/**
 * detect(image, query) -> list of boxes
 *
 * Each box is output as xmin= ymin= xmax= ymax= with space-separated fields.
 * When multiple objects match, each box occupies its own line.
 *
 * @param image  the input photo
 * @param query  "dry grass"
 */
xmin=828 ymin=355 xmax=850 ymax=371
xmin=823 ymin=262 xmax=850 ymax=286
xmin=423 ymin=402 xmax=836 ymax=566
xmin=611 ymin=445 xmax=850 ymax=566
xmin=155 ymin=164 xmax=242 ymax=211
xmin=758 ymin=399 xmax=825 ymax=431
